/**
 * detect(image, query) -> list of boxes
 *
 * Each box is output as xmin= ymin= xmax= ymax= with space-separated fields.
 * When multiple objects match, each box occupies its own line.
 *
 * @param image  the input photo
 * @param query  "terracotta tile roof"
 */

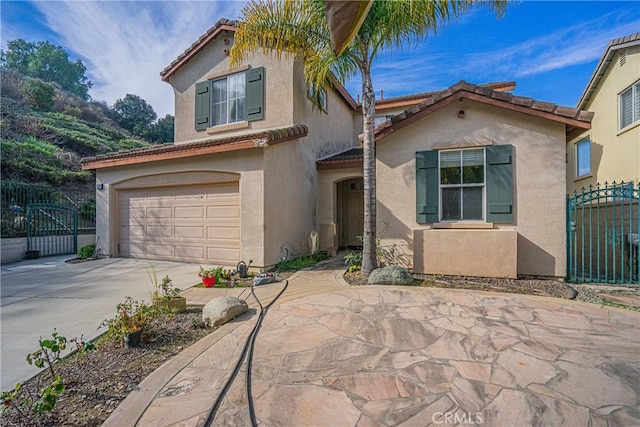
xmin=373 ymin=81 xmax=593 ymax=142
xmin=161 ymin=19 xmax=238 ymax=81
xmin=366 ymin=81 xmax=516 ymax=110
xmin=81 ymin=125 xmax=308 ymax=170
xmin=317 ymin=148 xmax=363 ymax=169
xmin=577 ymin=32 xmax=640 ymax=109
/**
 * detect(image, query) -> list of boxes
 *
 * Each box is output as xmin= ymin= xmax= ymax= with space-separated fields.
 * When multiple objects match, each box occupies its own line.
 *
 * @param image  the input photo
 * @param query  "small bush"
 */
xmin=77 ymin=243 xmax=95 ymax=259
xmin=22 ymin=78 xmax=55 ymax=111
xmin=276 ymin=252 xmax=328 ymax=271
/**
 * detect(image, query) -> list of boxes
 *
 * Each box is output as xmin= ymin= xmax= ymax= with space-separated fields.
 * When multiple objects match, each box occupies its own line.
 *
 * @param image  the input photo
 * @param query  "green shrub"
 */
xmin=77 ymin=243 xmax=95 ymax=259
xmin=276 ymin=252 xmax=328 ymax=271
xmin=21 ymin=78 xmax=55 ymax=111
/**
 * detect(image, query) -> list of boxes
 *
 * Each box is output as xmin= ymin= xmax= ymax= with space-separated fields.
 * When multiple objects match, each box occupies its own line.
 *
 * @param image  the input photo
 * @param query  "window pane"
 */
xmin=213 ymin=101 xmax=227 ymax=126
xmin=213 ymin=79 xmax=226 ymax=103
xmin=440 ymin=151 xmax=461 ymax=184
xmin=462 ymin=149 xmax=484 ymax=184
xmin=634 ymin=82 xmax=640 ymax=122
xmin=620 ymin=87 xmax=633 ymax=128
xmin=442 ymin=188 xmax=461 ymax=220
xmin=462 ymin=187 xmax=483 ymax=220
xmin=576 ymin=139 xmax=590 ymax=177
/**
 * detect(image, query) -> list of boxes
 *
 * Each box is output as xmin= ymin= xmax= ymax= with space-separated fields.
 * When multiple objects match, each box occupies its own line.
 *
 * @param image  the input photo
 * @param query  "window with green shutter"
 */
xmin=416 ymin=144 xmax=513 ymax=224
xmin=194 ymin=67 xmax=265 ymax=130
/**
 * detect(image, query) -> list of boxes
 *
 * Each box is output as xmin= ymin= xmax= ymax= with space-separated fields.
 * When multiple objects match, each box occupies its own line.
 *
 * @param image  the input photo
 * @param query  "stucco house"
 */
xmin=566 ymin=33 xmax=640 ymax=194
xmin=82 ymin=19 xmax=593 ymax=279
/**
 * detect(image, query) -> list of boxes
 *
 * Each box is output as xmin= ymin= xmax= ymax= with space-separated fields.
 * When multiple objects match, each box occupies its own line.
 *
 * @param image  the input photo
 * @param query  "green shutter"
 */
xmin=416 ymin=150 xmax=439 ymax=223
xmin=245 ymin=67 xmax=265 ymax=121
xmin=194 ymin=81 xmax=210 ymax=130
xmin=486 ymin=144 xmax=514 ymax=223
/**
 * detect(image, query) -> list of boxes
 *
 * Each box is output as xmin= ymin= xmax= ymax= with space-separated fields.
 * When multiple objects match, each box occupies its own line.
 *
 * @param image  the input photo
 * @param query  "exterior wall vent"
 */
xmin=619 ymin=49 xmax=626 ymax=66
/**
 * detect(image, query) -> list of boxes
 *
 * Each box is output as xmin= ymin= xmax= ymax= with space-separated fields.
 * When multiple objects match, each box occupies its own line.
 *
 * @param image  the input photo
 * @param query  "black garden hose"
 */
xmin=202 ymin=279 xmax=289 ymax=427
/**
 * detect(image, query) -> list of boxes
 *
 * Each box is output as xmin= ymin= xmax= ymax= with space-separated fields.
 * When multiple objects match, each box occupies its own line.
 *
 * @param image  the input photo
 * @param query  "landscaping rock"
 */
xmin=368 ymin=265 xmax=413 ymax=285
xmin=202 ymin=297 xmax=248 ymax=327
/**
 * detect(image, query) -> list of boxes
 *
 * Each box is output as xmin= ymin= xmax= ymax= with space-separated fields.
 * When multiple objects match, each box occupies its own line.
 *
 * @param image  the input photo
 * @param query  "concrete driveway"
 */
xmin=0 ymin=256 xmax=203 ymax=390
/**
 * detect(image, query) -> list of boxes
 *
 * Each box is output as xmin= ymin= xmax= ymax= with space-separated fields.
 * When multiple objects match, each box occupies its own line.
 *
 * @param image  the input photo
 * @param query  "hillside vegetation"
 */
xmin=1 ymin=70 xmax=150 ymax=186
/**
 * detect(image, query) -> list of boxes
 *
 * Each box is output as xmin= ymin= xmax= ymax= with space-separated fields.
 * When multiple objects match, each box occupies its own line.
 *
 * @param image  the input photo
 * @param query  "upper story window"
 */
xmin=212 ymin=73 xmax=245 ymax=126
xmin=308 ymin=84 xmax=327 ymax=111
xmin=619 ymin=80 xmax=640 ymax=129
xmin=195 ymin=67 xmax=265 ymax=130
xmin=439 ymin=149 xmax=485 ymax=221
xmin=575 ymin=137 xmax=591 ymax=178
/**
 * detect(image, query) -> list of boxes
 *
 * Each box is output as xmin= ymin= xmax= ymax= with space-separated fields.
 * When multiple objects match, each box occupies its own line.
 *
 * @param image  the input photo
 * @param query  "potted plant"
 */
xmin=198 ymin=266 xmax=219 ymax=287
xmin=99 ymin=297 xmax=152 ymax=348
xmin=148 ymin=264 xmax=186 ymax=312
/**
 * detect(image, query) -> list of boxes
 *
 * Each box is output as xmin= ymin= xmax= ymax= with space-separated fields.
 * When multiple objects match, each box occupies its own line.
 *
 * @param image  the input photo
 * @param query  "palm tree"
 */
xmin=231 ymin=0 xmax=507 ymax=275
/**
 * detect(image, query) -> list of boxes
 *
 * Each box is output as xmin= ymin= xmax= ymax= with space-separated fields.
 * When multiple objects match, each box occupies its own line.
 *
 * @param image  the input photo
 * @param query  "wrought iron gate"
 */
xmin=567 ymin=182 xmax=639 ymax=284
xmin=26 ymin=203 xmax=78 ymax=257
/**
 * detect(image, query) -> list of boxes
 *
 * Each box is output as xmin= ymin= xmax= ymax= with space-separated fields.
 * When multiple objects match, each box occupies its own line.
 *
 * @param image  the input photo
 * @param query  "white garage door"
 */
xmin=119 ymin=182 xmax=240 ymax=264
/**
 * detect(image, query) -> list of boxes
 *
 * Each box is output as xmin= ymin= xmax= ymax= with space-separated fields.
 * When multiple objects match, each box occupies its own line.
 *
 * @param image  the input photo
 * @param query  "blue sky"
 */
xmin=2 ymin=1 xmax=638 ymax=117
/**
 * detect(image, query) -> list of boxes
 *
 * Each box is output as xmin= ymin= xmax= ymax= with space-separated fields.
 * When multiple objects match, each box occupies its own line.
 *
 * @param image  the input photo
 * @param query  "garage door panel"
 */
xmin=146 ymin=244 xmax=173 ymax=257
xmin=174 ymin=246 xmax=205 ymax=259
xmin=146 ymin=207 xmax=173 ymax=218
xmin=121 ymin=242 xmax=145 ymax=256
xmin=125 ymin=225 xmax=145 ymax=237
xmin=205 ymin=195 xmax=240 ymax=206
xmin=207 ymin=206 xmax=240 ymax=218
xmin=147 ymin=226 xmax=172 ymax=238
xmin=207 ymin=247 xmax=240 ymax=263
xmin=175 ymin=226 xmax=205 ymax=239
xmin=207 ymin=227 xmax=240 ymax=239
xmin=124 ymin=208 xmax=145 ymax=219
xmin=175 ymin=206 xmax=205 ymax=219
xmin=119 ymin=182 xmax=240 ymax=263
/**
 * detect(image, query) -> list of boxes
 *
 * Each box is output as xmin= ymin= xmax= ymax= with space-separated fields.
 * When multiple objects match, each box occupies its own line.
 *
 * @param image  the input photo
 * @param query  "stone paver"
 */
xmin=104 ymin=260 xmax=640 ymax=427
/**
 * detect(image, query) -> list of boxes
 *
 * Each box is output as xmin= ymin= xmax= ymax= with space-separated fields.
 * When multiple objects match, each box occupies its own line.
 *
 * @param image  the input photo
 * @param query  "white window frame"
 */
xmin=575 ymin=137 xmax=591 ymax=178
xmin=438 ymin=148 xmax=486 ymax=222
xmin=211 ymin=72 xmax=246 ymax=127
xmin=619 ymin=80 xmax=640 ymax=129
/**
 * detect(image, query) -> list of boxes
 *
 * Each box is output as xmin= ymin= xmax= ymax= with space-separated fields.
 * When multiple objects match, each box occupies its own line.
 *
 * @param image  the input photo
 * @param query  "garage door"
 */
xmin=119 ymin=182 xmax=240 ymax=264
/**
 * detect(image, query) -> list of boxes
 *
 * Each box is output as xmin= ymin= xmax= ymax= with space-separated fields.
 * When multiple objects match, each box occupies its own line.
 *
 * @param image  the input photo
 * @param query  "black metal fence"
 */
xmin=1 ymin=182 xmax=95 ymax=238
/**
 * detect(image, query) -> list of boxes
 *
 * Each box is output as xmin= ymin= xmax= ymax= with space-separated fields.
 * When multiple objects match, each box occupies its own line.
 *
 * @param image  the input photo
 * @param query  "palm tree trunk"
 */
xmin=361 ymin=64 xmax=377 ymax=275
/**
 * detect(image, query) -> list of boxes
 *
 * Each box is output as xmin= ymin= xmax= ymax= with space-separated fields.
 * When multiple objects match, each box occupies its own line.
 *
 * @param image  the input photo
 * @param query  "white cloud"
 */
xmin=447 ymin=8 xmax=640 ymax=80
xmin=32 ymin=1 xmax=247 ymax=117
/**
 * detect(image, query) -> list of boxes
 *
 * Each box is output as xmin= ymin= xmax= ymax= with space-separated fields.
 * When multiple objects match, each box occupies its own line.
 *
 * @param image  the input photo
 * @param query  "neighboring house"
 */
xmin=567 ymin=33 xmax=640 ymax=194
xmin=82 ymin=19 xmax=593 ymax=279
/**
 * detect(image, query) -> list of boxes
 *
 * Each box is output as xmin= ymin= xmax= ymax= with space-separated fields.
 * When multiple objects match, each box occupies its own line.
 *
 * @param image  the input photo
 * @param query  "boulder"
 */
xmin=202 ymin=296 xmax=249 ymax=327
xmin=368 ymin=265 xmax=413 ymax=285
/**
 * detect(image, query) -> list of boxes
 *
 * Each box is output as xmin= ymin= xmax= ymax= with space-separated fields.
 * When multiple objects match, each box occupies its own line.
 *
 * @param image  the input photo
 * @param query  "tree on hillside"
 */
xmin=112 ymin=94 xmax=157 ymax=136
xmin=231 ymin=0 xmax=507 ymax=274
xmin=149 ymin=114 xmax=175 ymax=143
xmin=1 ymin=39 xmax=93 ymax=100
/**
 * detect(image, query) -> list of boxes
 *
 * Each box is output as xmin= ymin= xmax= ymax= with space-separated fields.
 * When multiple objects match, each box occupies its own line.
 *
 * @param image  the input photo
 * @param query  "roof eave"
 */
xmin=82 ymin=126 xmax=308 ymax=170
xmin=577 ymin=34 xmax=640 ymax=109
xmin=374 ymin=90 xmax=592 ymax=143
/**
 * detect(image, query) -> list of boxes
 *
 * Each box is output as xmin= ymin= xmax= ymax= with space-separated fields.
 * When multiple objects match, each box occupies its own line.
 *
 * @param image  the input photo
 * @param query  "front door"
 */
xmin=338 ymin=178 xmax=364 ymax=248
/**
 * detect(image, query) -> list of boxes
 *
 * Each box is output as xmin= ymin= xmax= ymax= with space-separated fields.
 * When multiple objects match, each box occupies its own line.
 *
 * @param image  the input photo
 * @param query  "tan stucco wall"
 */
xmin=415 ymin=229 xmax=518 ymax=278
xmin=567 ymin=45 xmax=640 ymax=194
xmin=94 ymin=150 xmax=266 ymax=266
xmin=376 ymin=99 xmax=567 ymax=278
xmin=167 ymin=34 xmax=296 ymax=143
xmin=260 ymin=59 xmax=358 ymax=266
